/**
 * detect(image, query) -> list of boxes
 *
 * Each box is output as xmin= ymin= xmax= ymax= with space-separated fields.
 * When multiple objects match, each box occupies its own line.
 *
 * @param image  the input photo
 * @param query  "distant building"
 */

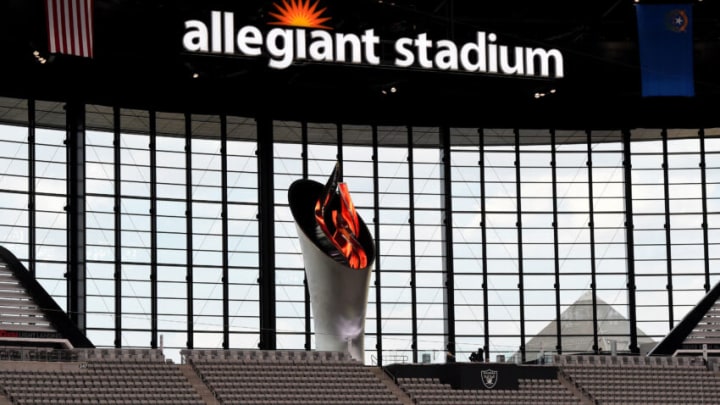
xmin=515 ymin=291 xmax=656 ymax=363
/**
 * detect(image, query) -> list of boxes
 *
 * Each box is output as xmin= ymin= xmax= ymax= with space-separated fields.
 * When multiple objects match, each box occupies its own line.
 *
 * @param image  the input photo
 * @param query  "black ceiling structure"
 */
xmin=648 ymin=279 xmax=720 ymax=356
xmin=0 ymin=246 xmax=94 ymax=349
xmin=1 ymin=0 xmax=719 ymax=129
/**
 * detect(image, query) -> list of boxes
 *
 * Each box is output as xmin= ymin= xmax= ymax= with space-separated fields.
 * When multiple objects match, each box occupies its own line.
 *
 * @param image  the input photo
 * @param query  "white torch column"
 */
xmin=289 ymin=179 xmax=375 ymax=362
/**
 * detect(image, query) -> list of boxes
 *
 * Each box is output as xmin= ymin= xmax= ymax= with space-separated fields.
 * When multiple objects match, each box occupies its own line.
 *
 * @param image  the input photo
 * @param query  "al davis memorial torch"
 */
xmin=288 ymin=161 xmax=376 ymax=362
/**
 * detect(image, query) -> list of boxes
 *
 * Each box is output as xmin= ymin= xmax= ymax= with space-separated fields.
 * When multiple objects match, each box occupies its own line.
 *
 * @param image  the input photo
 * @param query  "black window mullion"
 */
xmin=550 ymin=129 xmax=562 ymax=355
xmin=113 ymin=106 xmax=122 ymax=347
xmin=28 ymin=99 xmax=36 ymax=277
xmin=185 ymin=112 xmax=194 ymax=349
xmin=221 ymin=114 xmax=229 ymax=349
xmin=302 ymin=121 xmax=311 ymax=350
xmin=622 ymin=129 xmax=639 ymax=354
xmin=407 ymin=126 xmax=418 ymax=364
xmin=514 ymin=129 xmax=526 ymax=363
xmin=699 ymin=129 xmax=711 ymax=292
xmin=337 ymin=123 xmax=343 ymax=170
xmin=479 ymin=128 xmax=489 ymax=361
xmin=256 ymin=117 xmax=276 ymax=350
xmin=149 ymin=110 xmax=158 ymax=348
xmin=661 ymin=129 xmax=674 ymax=329
xmin=587 ymin=130 xmax=599 ymax=354
xmin=441 ymin=125 xmax=456 ymax=363
xmin=66 ymin=101 xmax=87 ymax=332
xmin=372 ymin=124 xmax=383 ymax=365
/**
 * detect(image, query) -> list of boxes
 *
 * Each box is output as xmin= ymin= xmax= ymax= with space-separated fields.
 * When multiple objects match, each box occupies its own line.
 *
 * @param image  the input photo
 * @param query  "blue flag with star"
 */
xmin=636 ymin=3 xmax=694 ymax=97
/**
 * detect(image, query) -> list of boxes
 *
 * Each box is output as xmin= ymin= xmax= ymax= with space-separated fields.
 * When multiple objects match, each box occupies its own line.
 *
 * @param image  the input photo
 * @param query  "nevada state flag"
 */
xmin=635 ymin=3 xmax=694 ymax=97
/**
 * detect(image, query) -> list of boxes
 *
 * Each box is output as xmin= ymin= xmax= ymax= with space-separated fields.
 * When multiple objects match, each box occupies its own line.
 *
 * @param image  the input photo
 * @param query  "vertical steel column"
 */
xmin=622 ymin=130 xmax=639 ymax=353
xmin=661 ymin=129 xmax=674 ymax=329
xmin=699 ymin=129 xmax=711 ymax=292
xmin=221 ymin=115 xmax=230 ymax=349
xmin=550 ymin=130 xmax=562 ymax=354
xmin=301 ymin=122 xmax=311 ymax=350
xmin=407 ymin=126 xmax=418 ymax=363
xmin=478 ymin=129 xmax=489 ymax=361
xmin=337 ymin=124 xmax=343 ymax=170
xmin=440 ymin=126 xmax=456 ymax=363
xmin=65 ymin=101 xmax=86 ymax=331
xmin=301 ymin=122 xmax=308 ymax=180
xmin=586 ymin=130 xmax=599 ymax=354
xmin=149 ymin=111 xmax=158 ymax=348
xmin=372 ymin=125 xmax=383 ymax=365
xmin=256 ymin=117 xmax=276 ymax=350
xmin=514 ymin=129 xmax=526 ymax=362
xmin=113 ymin=106 xmax=122 ymax=347
xmin=185 ymin=113 xmax=194 ymax=349
xmin=28 ymin=99 xmax=36 ymax=277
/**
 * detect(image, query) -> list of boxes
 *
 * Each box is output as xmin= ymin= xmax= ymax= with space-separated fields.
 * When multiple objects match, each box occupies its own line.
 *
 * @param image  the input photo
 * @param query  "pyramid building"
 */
xmin=519 ymin=291 xmax=656 ymax=361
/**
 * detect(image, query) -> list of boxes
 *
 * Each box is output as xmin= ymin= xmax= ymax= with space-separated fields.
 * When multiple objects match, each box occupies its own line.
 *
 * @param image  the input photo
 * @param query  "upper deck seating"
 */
xmin=182 ymin=349 xmax=404 ymax=405
xmin=0 ymin=348 xmax=205 ymax=405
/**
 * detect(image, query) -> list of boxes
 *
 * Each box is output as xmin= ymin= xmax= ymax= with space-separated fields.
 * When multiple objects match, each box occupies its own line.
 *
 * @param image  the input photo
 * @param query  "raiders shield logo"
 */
xmin=480 ymin=369 xmax=498 ymax=389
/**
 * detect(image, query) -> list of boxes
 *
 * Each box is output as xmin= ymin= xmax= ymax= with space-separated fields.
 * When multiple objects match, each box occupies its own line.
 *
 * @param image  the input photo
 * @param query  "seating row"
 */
xmin=181 ymin=348 xmax=356 ymax=363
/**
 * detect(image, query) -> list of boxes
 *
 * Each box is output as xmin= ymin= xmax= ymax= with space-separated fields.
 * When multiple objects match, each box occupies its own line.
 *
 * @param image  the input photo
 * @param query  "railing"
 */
xmin=371 ymin=353 xmax=409 ymax=366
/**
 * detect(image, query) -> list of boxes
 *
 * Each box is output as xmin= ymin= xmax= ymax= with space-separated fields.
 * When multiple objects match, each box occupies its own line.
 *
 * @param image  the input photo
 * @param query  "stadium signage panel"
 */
xmin=182 ymin=11 xmax=565 ymax=78
xmin=0 ymin=329 xmax=63 ymax=339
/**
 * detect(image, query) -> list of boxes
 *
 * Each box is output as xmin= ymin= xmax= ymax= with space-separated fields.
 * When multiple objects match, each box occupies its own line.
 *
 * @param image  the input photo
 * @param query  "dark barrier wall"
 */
xmin=385 ymin=362 xmax=558 ymax=390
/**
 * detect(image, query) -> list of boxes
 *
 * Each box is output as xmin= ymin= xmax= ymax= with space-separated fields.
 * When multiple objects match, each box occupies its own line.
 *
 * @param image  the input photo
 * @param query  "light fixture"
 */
xmin=533 ymin=86 xmax=558 ymax=99
xmin=380 ymin=82 xmax=399 ymax=95
xmin=32 ymin=50 xmax=47 ymax=64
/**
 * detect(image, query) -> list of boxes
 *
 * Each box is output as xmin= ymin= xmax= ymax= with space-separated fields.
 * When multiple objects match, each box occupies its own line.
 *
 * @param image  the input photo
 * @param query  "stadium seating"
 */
xmin=3 ymin=347 xmax=720 ymax=405
xmin=556 ymin=354 xmax=720 ymax=404
xmin=0 ymin=348 xmax=204 ymax=405
xmin=181 ymin=349 xmax=405 ymax=405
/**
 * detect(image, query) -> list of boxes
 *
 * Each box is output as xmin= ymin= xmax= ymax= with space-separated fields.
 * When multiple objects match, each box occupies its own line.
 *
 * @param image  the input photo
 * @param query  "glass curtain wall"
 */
xmin=591 ymin=134 xmax=630 ymax=351
xmin=555 ymin=132 xmax=592 ymax=354
xmin=705 ymin=129 xmax=720 ymax=289
xmin=0 ymin=113 xmax=32 ymax=266
xmin=35 ymin=101 xmax=70 ymax=310
xmin=450 ymin=128 xmax=487 ymax=362
xmin=2 ymin=97 xmax=720 ymax=364
xmin=666 ymin=131 xmax=707 ymax=327
xmin=226 ymin=116 xmax=260 ymax=349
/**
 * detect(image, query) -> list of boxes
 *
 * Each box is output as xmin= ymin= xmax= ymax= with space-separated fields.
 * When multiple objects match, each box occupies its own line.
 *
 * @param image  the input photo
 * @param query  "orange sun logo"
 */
xmin=268 ymin=0 xmax=332 ymax=29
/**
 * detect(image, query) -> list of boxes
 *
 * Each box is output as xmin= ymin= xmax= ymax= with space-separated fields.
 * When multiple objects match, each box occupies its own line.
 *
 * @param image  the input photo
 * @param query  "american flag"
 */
xmin=45 ymin=0 xmax=94 ymax=58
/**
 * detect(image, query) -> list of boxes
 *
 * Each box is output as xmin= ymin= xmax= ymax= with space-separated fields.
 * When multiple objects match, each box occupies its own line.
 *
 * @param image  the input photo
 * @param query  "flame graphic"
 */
xmin=268 ymin=0 xmax=332 ymax=29
xmin=315 ymin=162 xmax=367 ymax=269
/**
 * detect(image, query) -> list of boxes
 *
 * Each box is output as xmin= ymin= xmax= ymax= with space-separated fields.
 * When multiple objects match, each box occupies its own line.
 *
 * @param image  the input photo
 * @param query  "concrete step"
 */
xmin=368 ymin=365 xmax=415 ymax=405
xmin=178 ymin=363 xmax=221 ymax=405
xmin=0 ymin=391 xmax=13 ymax=405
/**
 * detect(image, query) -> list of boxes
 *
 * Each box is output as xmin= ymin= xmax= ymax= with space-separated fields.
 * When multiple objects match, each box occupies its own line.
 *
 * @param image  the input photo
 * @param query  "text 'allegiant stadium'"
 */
xmin=183 ymin=11 xmax=565 ymax=78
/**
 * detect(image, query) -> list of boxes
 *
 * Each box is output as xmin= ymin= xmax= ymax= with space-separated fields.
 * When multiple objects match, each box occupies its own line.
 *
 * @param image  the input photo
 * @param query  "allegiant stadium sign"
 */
xmin=182 ymin=10 xmax=564 ymax=79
